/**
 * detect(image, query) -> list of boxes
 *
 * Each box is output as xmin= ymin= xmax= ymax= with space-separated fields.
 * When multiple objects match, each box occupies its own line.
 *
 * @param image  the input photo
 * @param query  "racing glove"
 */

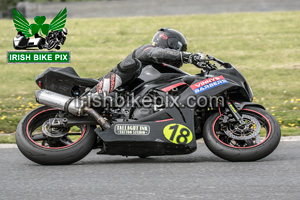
xmin=182 ymin=52 xmax=205 ymax=65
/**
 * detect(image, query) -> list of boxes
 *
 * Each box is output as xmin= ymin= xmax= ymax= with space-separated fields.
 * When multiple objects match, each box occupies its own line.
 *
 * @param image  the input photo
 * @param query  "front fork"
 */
xmin=225 ymin=100 xmax=246 ymax=125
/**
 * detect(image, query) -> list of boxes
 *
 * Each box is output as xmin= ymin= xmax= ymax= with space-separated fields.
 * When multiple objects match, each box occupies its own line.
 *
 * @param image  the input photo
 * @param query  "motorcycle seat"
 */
xmin=36 ymin=66 xmax=99 ymax=86
xmin=36 ymin=67 xmax=99 ymax=96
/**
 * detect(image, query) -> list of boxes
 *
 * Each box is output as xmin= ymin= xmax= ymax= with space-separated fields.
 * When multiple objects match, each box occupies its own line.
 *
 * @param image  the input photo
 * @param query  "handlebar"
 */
xmin=193 ymin=54 xmax=232 ymax=70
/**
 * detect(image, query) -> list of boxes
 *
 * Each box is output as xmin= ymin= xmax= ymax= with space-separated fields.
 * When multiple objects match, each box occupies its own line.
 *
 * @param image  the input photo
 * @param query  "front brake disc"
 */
xmin=223 ymin=114 xmax=261 ymax=140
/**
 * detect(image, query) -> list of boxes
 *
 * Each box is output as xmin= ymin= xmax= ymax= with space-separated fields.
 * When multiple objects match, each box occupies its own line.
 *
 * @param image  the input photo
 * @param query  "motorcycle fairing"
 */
xmin=125 ymin=64 xmax=252 ymax=105
xmin=210 ymin=67 xmax=253 ymax=101
xmin=128 ymin=64 xmax=187 ymax=92
xmin=95 ymin=106 xmax=197 ymax=156
xmin=178 ymin=67 xmax=253 ymax=104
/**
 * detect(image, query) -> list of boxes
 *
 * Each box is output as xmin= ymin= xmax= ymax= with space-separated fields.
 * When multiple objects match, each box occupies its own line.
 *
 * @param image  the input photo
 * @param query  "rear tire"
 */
xmin=16 ymin=106 xmax=96 ymax=165
xmin=203 ymin=106 xmax=281 ymax=161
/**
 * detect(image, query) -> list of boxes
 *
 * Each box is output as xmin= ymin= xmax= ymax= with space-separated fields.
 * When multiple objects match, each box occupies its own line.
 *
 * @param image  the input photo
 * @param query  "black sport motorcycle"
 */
xmin=16 ymin=55 xmax=281 ymax=165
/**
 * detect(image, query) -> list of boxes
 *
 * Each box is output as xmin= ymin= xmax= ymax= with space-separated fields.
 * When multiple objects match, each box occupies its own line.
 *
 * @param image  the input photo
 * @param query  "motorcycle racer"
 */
xmin=91 ymin=28 xmax=205 ymax=96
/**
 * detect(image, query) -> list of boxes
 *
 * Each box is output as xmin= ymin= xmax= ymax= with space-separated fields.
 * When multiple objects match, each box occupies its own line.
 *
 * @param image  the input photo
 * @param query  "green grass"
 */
xmin=0 ymin=11 xmax=299 ymax=137
xmin=0 ymin=134 xmax=16 ymax=143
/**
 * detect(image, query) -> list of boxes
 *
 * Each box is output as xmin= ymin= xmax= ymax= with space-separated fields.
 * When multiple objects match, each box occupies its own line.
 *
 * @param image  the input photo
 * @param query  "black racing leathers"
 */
xmin=113 ymin=44 xmax=183 ymax=84
xmin=135 ymin=44 xmax=182 ymax=66
xmin=94 ymin=44 xmax=184 ymax=95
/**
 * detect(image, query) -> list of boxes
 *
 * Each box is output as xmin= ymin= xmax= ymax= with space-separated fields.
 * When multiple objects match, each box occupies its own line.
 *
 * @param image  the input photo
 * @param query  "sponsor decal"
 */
xmin=190 ymin=75 xmax=228 ymax=94
xmin=114 ymin=124 xmax=150 ymax=135
xmin=163 ymin=123 xmax=193 ymax=144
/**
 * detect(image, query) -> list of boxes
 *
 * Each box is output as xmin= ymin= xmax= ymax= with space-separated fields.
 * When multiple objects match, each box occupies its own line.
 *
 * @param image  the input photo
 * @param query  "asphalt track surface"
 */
xmin=0 ymin=141 xmax=299 ymax=200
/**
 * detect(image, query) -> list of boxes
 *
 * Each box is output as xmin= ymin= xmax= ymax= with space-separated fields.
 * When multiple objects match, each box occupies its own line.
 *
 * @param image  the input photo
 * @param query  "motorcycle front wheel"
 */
xmin=16 ymin=106 xmax=96 ymax=165
xmin=203 ymin=106 xmax=281 ymax=161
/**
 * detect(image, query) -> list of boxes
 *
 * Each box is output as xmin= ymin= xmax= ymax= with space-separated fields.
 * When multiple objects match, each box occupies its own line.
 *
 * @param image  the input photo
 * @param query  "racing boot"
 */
xmin=94 ymin=72 xmax=122 ymax=96
xmin=88 ymin=72 xmax=122 ymax=107
xmin=87 ymin=58 xmax=141 ymax=106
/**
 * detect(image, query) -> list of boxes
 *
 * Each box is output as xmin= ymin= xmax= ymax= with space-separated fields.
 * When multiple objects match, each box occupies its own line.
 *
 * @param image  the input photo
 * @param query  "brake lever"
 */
xmin=206 ymin=54 xmax=225 ymax=65
xmin=194 ymin=59 xmax=212 ymax=69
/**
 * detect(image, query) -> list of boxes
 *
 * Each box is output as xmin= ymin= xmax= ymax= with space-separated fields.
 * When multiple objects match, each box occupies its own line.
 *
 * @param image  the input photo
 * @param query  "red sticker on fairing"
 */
xmin=159 ymin=33 xmax=168 ymax=40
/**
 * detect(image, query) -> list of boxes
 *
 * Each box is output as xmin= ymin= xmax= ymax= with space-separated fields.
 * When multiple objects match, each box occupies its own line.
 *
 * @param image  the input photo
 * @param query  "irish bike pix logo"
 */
xmin=8 ymin=8 xmax=70 ymax=64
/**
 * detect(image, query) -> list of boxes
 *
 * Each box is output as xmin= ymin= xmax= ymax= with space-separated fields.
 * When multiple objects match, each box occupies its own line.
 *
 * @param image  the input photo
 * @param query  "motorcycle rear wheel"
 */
xmin=203 ymin=106 xmax=281 ymax=161
xmin=16 ymin=106 xmax=96 ymax=165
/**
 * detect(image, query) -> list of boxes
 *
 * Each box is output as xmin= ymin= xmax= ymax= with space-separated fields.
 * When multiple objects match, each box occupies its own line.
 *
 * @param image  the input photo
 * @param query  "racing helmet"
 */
xmin=152 ymin=28 xmax=187 ymax=51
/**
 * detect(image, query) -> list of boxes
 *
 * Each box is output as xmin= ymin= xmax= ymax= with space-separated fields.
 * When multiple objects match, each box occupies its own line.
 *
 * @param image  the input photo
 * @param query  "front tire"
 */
xmin=203 ymin=106 xmax=281 ymax=161
xmin=16 ymin=106 xmax=97 ymax=165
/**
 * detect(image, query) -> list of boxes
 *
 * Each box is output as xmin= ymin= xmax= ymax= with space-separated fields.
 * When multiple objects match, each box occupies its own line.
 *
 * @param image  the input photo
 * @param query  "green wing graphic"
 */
xmin=12 ymin=8 xmax=32 ymax=38
xmin=49 ymin=8 xmax=67 ymax=32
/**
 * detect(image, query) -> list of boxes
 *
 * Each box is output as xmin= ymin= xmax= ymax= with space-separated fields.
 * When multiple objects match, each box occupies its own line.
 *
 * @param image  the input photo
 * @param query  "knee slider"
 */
xmin=116 ymin=58 xmax=142 ymax=83
xmin=117 ymin=58 xmax=141 ymax=73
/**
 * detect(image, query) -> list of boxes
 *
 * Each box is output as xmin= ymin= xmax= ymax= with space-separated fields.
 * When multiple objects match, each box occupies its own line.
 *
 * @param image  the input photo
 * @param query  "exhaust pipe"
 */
xmin=35 ymin=89 xmax=83 ymax=116
xmin=35 ymin=89 xmax=111 ymax=130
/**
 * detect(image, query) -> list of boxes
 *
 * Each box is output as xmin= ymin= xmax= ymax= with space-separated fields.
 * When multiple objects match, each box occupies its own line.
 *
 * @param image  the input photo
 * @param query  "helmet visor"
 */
xmin=168 ymin=38 xmax=186 ymax=51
